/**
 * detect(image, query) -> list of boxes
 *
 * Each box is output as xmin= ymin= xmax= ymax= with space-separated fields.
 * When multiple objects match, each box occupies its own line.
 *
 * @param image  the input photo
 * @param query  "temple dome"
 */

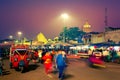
xmin=83 ymin=21 xmax=91 ymax=28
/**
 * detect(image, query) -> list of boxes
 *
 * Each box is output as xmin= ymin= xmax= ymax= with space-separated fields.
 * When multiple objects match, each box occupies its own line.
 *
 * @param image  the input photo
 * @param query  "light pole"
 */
xmin=61 ymin=13 xmax=69 ymax=43
xmin=17 ymin=31 xmax=22 ymax=43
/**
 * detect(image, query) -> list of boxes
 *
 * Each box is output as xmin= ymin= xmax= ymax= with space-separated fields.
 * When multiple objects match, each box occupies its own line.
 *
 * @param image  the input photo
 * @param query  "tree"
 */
xmin=59 ymin=27 xmax=85 ymax=42
xmin=54 ymin=37 xmax=59 ymax=42
xmin=59 ymin=27 xmax=68 ymax=42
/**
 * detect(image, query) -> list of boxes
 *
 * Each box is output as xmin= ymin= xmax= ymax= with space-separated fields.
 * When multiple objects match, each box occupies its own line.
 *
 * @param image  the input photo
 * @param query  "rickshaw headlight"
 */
xmin=26 ymin=58 xmax=30 ymax=61
xmin=14 ymin=58 xmax=18 ymax=62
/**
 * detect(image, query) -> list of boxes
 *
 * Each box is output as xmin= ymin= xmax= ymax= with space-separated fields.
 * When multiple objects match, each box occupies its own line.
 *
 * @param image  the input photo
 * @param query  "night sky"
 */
xmin=0 ymin=0 xmax=120 ymax=40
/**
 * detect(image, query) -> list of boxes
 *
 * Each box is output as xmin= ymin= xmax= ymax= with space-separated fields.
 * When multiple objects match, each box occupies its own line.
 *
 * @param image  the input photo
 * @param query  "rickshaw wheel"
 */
xmin=9 ymin=62 xmax=13 ymax=69
xmin=15 ymin=68 xmax=19 ymax=71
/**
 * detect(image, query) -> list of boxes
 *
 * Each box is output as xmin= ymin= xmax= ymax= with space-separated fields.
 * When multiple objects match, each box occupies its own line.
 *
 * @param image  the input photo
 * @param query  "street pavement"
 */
xmin=0 ymin=56 xmax=120 ymax=80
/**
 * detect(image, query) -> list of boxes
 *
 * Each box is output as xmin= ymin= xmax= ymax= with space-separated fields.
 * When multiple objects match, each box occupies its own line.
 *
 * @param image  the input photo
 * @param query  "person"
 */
xmin=56 ymin=50 xmax=67 ymax=80
xmin=117 ymin=50 xmax=120 ymax=63
xmin=53 ymin=50 xmax=60 ymax=71
xmin=0 ymin=48 xmax=3 ymax=75
xmin=38 ymin=50 xmax=43 ymax=62
xmin=0 ymin=48 xmax=3 ymax=58
xmin=103 ymin=49 xmax=111 ymax=62
xmin=88 ymin=49 xmax=93 ymax=56
xmin=110 ymin=50 xmax=118 ymax=62
xmin=51 ymin=49 xmax=56 ymax=61
xmin=0 ymin=57 xmax=3 ymax=76
xmin=42 ymin=52 xmax=53 ymax=78
xmin=31 ymin=50 xmax=38 ymax=63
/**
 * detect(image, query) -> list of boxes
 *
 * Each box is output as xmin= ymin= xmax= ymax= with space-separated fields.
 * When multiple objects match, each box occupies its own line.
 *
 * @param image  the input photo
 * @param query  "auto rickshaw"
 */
xmin=88 ymin=50 xmax=106 ymax=68
xmin=9 ymin=44 xmax=30 ymax=72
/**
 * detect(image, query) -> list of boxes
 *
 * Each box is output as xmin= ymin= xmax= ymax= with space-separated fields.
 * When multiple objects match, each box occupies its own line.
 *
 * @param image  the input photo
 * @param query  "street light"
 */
xmin=17 ymin=31 xmax=22 ymax=43
xmin=61 ymin=13 xmax=69 ymax=42
xmin=61 ymin=13 xmax=69 ymax=26
xmin=9 ymin=35 xmax=13 ymax=39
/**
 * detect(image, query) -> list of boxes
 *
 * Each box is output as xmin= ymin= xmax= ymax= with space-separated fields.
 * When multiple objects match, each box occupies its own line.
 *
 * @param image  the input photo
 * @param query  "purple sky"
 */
xmin=0 ymin=0 xmax=120 ymax=40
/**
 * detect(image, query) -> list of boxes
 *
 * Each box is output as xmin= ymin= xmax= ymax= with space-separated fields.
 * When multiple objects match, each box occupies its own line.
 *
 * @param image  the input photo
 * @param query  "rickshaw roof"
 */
xmin=11 ymin=44 xmax=28 ymax=50
xmin=15 ymin=49 xmax=27 ymax=51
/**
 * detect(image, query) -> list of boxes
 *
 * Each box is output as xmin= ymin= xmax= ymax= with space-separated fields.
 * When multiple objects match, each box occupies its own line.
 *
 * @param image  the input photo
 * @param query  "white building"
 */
xmin=105 ymin=29 xmax=120 ymax=43
xmin=91 ymin=33 xmax=105 ymax=44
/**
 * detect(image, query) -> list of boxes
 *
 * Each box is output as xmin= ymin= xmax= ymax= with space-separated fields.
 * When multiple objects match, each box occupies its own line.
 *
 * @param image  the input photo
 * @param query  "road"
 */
xmin=0 ymin=57 xmax=120 ymax=80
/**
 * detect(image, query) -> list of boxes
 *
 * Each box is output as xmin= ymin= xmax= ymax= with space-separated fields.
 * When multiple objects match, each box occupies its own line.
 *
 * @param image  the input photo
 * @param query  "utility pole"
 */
xmin=104 ymin=8 xmax=108 ymax=32
xmin=104 ymin=8 xmax=108 ymax=43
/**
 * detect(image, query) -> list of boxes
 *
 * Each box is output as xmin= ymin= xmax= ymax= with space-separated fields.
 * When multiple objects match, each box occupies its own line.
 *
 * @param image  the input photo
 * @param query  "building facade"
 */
xmin=105 ymin=29 xmax=120 ymax=43
xmin=82 ymin=27 xmax=120 ymax=44
xmin=91 ymin=33 xmax=105 ymax=44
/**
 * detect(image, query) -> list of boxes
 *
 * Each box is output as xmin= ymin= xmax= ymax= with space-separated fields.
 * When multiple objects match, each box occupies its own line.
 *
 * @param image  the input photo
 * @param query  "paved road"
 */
xmin=0 ymin=58 xmax=120 ymax=80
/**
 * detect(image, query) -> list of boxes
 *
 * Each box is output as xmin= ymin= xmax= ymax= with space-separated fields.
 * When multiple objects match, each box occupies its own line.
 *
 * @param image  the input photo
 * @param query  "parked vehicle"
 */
xmin=9 ymin=44 xmax=30 ymax=72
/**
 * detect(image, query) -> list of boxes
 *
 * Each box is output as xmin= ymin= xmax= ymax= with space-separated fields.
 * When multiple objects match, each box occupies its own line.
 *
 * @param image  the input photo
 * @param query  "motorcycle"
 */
xmin=88 ymin=51 xmax=106 ymax=68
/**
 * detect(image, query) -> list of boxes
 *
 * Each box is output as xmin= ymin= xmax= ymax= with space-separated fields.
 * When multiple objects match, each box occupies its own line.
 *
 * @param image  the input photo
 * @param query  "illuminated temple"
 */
xmin=82 ymin=21 xmax=92 ymax=33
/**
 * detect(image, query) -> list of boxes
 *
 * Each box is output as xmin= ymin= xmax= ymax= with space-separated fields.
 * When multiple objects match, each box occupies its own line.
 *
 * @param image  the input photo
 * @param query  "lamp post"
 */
xmin=17 ymin=31 xmax=22 ymax=43
xmin=61 ymin=13 xmax=69 ymax=43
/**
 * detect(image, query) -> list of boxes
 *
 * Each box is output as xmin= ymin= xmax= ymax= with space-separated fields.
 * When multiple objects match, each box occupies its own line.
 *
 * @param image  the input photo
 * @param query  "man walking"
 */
xmin=56 ymin=50 xmax=67 ymax=80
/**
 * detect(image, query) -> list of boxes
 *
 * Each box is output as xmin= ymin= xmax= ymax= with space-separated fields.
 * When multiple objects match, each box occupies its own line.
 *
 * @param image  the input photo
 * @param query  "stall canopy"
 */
xmin=90 ymin=42 xmax=120 ymax=48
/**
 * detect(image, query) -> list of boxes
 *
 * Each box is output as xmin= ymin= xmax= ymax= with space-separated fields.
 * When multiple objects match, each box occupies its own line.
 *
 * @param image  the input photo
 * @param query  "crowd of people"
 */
xmin=39 ymin=49 xmax=68 ymax=80
xmin=0 ymin=47 xmax=68 ymax=80
xmin=1 ymin=44 xmax=120 ymax=79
